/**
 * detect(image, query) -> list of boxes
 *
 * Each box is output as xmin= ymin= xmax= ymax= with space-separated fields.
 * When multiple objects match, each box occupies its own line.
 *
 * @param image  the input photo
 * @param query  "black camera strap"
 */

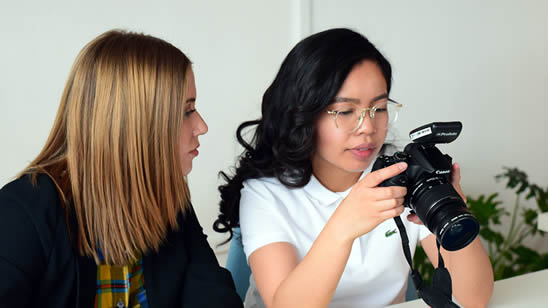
xmin=393 ymin=216 xmax=460 ymax=308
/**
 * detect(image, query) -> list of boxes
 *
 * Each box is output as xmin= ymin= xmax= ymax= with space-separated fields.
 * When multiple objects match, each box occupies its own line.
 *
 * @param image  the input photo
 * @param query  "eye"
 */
xmin=184 ymin=109 xmax=196 ymax=117
xmin=374 ymin=101 xmax=389 ymax=112
xmin=338 ymin=109 xmax=354 ymax=116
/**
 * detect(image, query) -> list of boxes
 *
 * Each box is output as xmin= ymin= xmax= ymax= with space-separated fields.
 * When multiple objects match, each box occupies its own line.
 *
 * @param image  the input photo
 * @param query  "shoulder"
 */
xmin=0 ymin=174 xmax=63 ymax=222
xmin=243 ymin=176 xmax=285 ymax=190
xmin=0 ymin=174 xmax=65 ymax=259
xmin=240 ymin=176 xmax=300 ymax=213
xmin=242 ymin=176 xmax=292 ymax=199
xmin=1 ymin=173 xmax=60 ymax=202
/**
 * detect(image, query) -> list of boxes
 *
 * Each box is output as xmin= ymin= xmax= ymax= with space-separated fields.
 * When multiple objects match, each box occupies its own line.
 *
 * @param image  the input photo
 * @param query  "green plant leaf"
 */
xmin=495 ymin=265 xmax=516 ymax=280
xmin=525 ymin=184 xmax=548 ymax=215
xmin=496 ymin=167 xmax=528 ymax=191
xmin=535 ymin=188 xmax=548 ymax=212
xmin=467 ymin=193 xmax=507 ymax=226
xmin=511 ymin=246 xmax=540 ymax=266
xmin=531 ymin=254 xmax=548 ymax=271
xmin=479 ymin=228 xmax=504 ymax=247
xmin=526 ymin=184 xmax=541 ymax=200
xmin=522 ymin=208 xmax=538 ymax=226
xmin=501 ymin=250 xmax=514 ymax=262
xmin=520 ymin=253 xmax=548 ymax=274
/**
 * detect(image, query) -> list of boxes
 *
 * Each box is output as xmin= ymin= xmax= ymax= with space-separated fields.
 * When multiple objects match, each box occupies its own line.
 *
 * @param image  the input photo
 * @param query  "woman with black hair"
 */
xmin=215 ymin=28 xmax=493 ymax=308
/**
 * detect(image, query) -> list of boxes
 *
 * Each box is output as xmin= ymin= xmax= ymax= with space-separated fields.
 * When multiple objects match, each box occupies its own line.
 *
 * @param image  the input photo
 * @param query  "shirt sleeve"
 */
xmin=239 ymin=179 xmax=295 ymax=259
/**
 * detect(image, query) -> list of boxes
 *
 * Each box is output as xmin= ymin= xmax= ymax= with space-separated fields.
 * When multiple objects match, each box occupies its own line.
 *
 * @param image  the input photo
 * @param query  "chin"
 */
xmin=181 ymin=164 xmax=193 ymax=176
xmin=344 ymin=163 xmax=372 ymax=173
xmin=347 ymin=159 xmax=375 ymax=172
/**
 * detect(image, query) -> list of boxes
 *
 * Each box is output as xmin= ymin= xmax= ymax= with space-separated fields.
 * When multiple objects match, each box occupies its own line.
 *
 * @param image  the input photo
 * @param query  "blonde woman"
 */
xmin=0 ymin=30 xmax=243 ymax=308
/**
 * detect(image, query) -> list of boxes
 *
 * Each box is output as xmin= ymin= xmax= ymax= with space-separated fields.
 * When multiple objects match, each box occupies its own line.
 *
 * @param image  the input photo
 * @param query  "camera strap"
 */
xmin=393 ymin=216 xmax=460 ymax=308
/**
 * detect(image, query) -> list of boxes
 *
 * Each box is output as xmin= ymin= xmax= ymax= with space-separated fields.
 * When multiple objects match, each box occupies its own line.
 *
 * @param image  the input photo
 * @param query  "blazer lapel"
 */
xmin=143 ymin=225 xmax=188 ymax=307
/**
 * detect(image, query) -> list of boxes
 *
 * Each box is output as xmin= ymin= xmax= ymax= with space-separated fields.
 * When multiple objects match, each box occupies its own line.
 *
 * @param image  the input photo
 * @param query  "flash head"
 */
xmin=409 ymin=121 xmax=462 ymax=144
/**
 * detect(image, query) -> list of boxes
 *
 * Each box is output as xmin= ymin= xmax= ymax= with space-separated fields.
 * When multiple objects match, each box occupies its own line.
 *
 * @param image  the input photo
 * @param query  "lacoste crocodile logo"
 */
xmin=385 ymin=229 xmax=397 ymax=237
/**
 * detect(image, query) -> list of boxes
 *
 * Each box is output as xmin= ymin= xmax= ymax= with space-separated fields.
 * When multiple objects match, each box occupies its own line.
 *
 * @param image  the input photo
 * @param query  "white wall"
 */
xmin=1 ymin=0 xmax=547 ymax=260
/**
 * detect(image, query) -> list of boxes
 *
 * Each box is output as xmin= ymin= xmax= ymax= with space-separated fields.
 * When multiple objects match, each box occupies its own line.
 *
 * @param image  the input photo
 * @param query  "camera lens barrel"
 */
xmin=410 ymin=182 xmax=479 ymax=251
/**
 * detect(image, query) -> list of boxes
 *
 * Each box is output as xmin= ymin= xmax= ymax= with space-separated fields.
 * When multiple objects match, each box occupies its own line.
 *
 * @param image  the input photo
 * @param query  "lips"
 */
xmin=189 ymin=145 xmax=200 ymax=156
xmin=348 ymin=144 xmax=376 ymax=160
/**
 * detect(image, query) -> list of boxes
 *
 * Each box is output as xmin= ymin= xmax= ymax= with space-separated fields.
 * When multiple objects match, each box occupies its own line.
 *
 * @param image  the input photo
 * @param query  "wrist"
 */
xmin=324 ymin=218 xmax=355 ymax=249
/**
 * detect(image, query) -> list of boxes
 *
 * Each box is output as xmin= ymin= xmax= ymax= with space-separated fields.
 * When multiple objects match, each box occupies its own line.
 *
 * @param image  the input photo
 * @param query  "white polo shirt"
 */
xmin=240 ymin=165 xmax=432 ymax=308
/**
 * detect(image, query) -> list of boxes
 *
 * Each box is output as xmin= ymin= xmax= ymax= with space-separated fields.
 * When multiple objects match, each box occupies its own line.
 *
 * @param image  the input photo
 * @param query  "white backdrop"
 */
xmin=1 ymin=0 xmax=547 ymax=259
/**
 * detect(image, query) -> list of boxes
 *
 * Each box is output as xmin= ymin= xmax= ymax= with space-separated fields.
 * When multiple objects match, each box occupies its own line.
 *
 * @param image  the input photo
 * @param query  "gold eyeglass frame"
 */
xmin=326 ymin=99 xmax=402 ymax=133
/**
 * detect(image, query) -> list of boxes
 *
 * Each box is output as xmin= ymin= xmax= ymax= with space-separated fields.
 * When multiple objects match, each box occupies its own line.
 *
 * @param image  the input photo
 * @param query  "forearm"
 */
xmin=444 ymin=237 xmax=494 ymax=308
xmin=271 ymin=221 xmax=353 ymax=308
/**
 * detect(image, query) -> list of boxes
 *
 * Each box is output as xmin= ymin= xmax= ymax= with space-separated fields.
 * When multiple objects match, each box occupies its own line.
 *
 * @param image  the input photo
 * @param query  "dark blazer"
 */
xmin=0 ymin=174 xmax=243 ymax=308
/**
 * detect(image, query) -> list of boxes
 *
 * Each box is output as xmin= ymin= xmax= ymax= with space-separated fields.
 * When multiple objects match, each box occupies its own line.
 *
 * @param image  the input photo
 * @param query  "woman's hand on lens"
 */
xmin=406 ymin=213 xmax=423 ymax=225
xmin=451 ymin=162 xmax=467 ymax=202
xmin=331 ymin=162 xmax=408 ymax=242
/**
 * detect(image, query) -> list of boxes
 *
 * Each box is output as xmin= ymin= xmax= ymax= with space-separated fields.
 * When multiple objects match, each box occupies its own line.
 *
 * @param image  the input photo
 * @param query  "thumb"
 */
xmin=451 ymin=162 xmax=461 ymax=185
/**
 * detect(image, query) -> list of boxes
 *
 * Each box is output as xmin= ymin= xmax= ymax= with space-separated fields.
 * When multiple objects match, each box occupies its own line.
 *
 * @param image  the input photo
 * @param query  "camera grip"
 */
xmin=371 ymin=154 xmax=408 ymax=188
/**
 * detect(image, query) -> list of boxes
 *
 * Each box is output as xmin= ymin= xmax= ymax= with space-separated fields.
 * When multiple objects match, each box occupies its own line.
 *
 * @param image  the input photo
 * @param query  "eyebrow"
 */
xmin=333 ymin=93 xmax=388 ymax=104
xmin=185 ymin=98 xmax=196 ymax=104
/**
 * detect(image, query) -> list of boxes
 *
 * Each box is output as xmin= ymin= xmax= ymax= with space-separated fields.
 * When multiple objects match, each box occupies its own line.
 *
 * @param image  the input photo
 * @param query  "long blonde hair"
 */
xmin=21 ymin=30 xmax=192 ymax=265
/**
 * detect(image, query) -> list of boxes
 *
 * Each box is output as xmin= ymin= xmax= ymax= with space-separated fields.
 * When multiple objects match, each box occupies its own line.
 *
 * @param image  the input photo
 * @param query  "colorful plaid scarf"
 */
xmin=95 ymin=250 xmax=149 ymax=308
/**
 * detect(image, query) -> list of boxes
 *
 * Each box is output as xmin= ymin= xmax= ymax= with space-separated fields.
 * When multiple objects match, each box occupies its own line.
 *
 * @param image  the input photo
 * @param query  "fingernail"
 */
xmin=398 ymin=162 xmax=407 ymax=171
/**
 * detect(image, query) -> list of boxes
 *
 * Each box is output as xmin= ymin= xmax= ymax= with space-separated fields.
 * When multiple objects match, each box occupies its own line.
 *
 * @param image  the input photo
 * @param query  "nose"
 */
xmin=194 ymin=111 xmax=208 ymax=136
xmin=354 ymin=110 xmax=376 ymax=135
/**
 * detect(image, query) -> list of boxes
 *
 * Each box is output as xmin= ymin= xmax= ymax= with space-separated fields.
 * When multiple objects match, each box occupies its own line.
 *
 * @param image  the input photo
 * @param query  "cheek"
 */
xmin=315 ymin=120 xmax=345 ymax=156
xmin=178 ymin=122 xmax=193 ymax=175
xmin=178 ymin=121 xmax=192 ymax=153
xmin=378 ymin=129 xmax=388 ymax=146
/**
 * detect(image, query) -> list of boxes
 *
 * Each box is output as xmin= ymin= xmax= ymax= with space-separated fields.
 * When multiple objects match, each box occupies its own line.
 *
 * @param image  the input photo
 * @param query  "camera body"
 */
xmin=372 ymin=122 xmax=479 ymax=251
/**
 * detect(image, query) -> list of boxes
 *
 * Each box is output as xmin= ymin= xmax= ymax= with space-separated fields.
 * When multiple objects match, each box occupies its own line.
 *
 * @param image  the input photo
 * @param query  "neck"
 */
xmin=311 ymin=158 xmax=361 ymax=192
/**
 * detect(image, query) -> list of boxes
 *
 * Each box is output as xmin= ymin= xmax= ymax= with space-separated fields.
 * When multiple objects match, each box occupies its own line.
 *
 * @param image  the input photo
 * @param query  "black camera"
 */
xmin=372 ymin=122 xmax=479 ymax=251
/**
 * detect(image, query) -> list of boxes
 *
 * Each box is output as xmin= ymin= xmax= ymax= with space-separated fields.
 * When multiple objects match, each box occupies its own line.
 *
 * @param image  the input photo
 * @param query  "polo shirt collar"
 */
xmin=304 ymin=163 xmax=374 ymax=206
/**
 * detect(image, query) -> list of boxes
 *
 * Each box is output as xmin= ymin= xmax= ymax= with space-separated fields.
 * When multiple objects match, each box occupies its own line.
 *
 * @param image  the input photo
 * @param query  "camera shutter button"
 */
xmin=394 ymin=151 xmax=407 ymax=160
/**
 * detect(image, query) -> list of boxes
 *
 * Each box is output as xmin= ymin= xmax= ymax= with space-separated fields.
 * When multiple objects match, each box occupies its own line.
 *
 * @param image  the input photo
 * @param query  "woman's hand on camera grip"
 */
xmin=450 ymin=162 xmax=467 ymax=202
xmin=331 ymin=162 xmax=408 ymax=243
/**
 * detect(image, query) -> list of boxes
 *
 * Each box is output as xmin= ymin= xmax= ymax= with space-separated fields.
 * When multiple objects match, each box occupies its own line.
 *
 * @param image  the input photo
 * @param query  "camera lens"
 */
xmin=409 ymin=182 xmax=479 ymax=251
xmin=449 ymin=222 xmax=463 ymax=235
xmin=435 ymin=208 xmax=479 ymax=251
xmin=438 ymin=215 xmax=479 ymax=251
xmin=425 ymin=198 xmax=479 ymax=251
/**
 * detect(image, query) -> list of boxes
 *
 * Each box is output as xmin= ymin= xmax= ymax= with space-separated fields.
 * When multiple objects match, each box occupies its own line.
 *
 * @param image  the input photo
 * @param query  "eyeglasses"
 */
xmin=326 ymin=99 xmax=402 ymax=133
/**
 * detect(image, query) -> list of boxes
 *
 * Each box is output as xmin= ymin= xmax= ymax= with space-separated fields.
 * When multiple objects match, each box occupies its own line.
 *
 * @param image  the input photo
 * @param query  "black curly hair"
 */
xmin=214 ymin=28 xmax=393 ymax=242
